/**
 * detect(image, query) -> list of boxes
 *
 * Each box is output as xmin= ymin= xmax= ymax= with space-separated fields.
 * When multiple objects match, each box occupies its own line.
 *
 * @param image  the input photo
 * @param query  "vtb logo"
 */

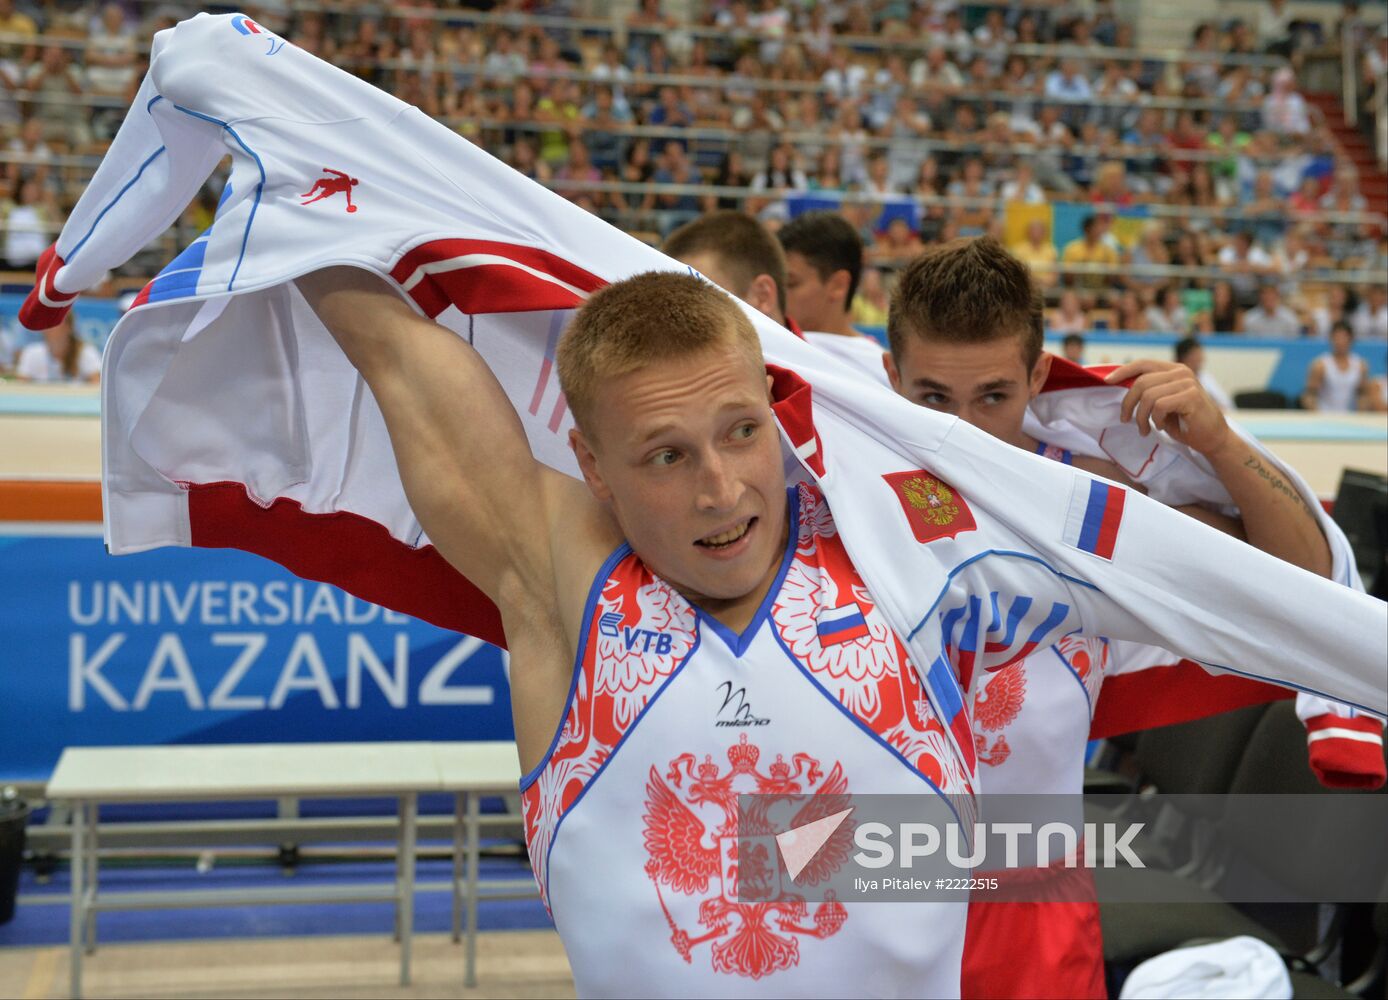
xmin=716 ymin=680 xmax=770 ymax=727
xmin=598 ymin=611 xmax=674 ymax=655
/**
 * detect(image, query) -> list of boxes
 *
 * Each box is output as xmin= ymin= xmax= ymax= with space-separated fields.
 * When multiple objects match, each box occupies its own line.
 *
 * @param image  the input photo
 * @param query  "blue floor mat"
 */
xmin=0 ymin=854 xmax=553 ymax=948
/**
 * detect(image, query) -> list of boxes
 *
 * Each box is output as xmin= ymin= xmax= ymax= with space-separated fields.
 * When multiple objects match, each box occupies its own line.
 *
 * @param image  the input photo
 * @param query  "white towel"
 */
xmin=1120 ymin=937 xmax=1293 ymax=1000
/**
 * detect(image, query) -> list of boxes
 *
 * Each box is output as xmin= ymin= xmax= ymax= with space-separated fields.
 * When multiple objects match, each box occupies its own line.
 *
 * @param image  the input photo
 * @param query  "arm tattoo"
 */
xmin=1243 ymin=456 xmax=1310 ymax=512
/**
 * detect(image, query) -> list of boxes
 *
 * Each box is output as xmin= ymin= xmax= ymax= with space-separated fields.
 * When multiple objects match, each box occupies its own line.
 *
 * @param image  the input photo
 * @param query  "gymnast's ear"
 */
xmin=884 ymin=352 xmax=902 ymax=393
xmin=570 ymin=427 xmax=612 ymax=503
xmin=746 ymin=273 xmax=780 ymax=321
xmin=1029 ymin=351 xmax=1052 ymax=399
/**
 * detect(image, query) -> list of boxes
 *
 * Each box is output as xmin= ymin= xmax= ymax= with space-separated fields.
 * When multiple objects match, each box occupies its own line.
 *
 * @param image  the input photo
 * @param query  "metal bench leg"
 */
xmin=392 ymin=807 xmax=403 ymax=944
xmin=84 ymin=805 xmax=98 ymax=955
xmin=398 ymin=793 xmax=417 ymax=987
xmin=69 ymin=800 xmax=86 ymax=1000
xmin=452 ymin=792 xmax=464 ymax=944
xmin=465 ymin=791 xmax=480 ymax=989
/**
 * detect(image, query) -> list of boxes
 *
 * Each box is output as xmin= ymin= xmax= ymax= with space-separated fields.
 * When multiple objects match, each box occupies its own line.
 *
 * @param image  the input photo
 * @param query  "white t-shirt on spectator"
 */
xmin=482 ymin=51 xmax=526 ymax=81
xmin=1143 ymin=305 xmax=1189 ymax=335
xmin=15 ymin=340 xmax=101 ymax=382
xmin=749 ymin=6 xmax=788 ymax=62
xmin=591 ymin=62 xmax=631 ymax=101
xmin=1216 ymin=244 xmax=1275 ymax=301
xmin=4 ymin=203 xmax=48 ymax=266
xmin=1366 ymin=47 xmax=1387 ymax=82
xmin=1262 ymin=92 xmax=1310 ymax=135
xmin=999 ymin=179 xmax=1045 ymax=204
xmin=1271 ymin=154 xmax=1310 ymax=197
xmin=909 ymin=58 xmax=963 ymax=90
xmin=1218 ymin=76 xmax=1265 ymax=104
xmin=1013 ymin=118 xmax=1072 ymax=146
xmin=1241 ymin=304 xmax=1303 ymax=338
xmin=1351 ymin=302 xmax=1388 ymax=340
xmin=1319 ymin=188 xmax=1367 ymax=212
xmin=6 ymin=136 xmax=53 ymax=181
xmin=1098 ymin=76 xmax=1140 ymax=102
xmin=0 ymin=59 xmax=22 ymax=125
xmin=1044 ymin=71 xmax=1093 ymax=102
xmin=859 ymin=178 xmax=900 ymax=200
xmin=1257 ymin=4 xmax=1294 ymax=46
xmin=821 ymin=63 xmax=868 ymax=101
xmin=973 ymin=24 xmax=1012 ymax=69
xmin=929 ymin=28 xmax=973 ymax=60
xmin=86 ymin=27 xmax=137 ymax=95
xmin=24 ymin=63 xmax=89 ymax=106
xmin=1276 ymin=246 xmax=1310 ymax=296
xmin=1310 ymin=308 xmax=1343 ymax=339
xmin=1217 ymin=244 xmax=1275 ymax=270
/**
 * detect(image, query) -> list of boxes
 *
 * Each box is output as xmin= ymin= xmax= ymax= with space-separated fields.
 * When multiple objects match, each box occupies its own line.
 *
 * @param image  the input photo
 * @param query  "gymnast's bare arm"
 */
xmin=297 ymin=267 xmax=620 ymax=770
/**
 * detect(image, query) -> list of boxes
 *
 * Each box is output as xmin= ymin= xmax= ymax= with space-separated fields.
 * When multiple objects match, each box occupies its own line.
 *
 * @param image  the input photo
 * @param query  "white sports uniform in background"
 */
xmin=802 ymin=330 xmax=890 ymax=384
xmin=13 ymin=340 xmax=101 ymax=382
xmin=24 ymin=15 xmax=1387 ymax=996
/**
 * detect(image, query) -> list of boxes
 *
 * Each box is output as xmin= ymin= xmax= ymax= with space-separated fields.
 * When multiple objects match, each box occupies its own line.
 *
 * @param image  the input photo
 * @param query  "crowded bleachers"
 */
xmin=0 ymin=0 xmax=1384 ymax=345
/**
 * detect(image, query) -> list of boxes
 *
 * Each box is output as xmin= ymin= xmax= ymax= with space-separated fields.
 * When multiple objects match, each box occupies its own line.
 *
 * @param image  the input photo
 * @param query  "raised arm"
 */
xmin=295 ymin=267 xmax=562 ymax=611
xmin=1106 ymin=359 xmax=1331 ymax=577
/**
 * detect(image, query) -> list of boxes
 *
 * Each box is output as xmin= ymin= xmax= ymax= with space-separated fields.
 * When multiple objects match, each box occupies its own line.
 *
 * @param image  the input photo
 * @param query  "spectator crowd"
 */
xmin=0 ymin=0 xmax=1383 ymax=347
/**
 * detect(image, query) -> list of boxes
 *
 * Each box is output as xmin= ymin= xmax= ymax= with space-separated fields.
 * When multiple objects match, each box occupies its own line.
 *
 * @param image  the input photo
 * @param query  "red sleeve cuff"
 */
xmin=18 ymin=244 xmax=78 ymax=331
xmin=1305 ymin=714 xmax=1386 ymax=790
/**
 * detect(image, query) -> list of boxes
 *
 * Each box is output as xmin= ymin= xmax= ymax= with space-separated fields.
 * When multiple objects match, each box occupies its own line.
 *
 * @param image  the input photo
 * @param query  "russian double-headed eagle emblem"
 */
xmin=900 ymin=474 xmax=959 ymax=527
xmin=882 ymin=469 xmax=977 ymax=542
xmin=642 ymin=735 xmax=851 ymax=979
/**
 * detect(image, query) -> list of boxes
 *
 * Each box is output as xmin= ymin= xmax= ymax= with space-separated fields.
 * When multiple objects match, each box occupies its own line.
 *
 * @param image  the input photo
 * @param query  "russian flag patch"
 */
xmin=816 ymin=602 xmax=871 ymax=646
xmin=1064 ymin=478 xmax=1126 ymax=561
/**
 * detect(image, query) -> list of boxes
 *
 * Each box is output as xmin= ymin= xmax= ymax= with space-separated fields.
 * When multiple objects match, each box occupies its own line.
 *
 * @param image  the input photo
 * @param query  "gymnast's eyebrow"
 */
xmin=910 ymin=377 xmax=1019 ymax=393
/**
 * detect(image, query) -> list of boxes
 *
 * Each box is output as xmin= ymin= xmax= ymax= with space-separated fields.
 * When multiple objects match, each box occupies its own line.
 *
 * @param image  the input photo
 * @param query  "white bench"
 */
xmin=45 ymin=741 xmax=529 ymax=998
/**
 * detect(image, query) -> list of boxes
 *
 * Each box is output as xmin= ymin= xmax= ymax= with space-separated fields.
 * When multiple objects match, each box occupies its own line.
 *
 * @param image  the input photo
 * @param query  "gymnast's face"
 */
xmin=886 ymin=333 xmax=1050 ymax=450
xmin=572 ymin=344 xmax=788 ymax=607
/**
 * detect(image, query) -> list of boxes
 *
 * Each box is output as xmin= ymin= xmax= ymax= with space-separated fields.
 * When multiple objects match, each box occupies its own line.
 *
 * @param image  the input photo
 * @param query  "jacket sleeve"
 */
xmin=1088 ymin=646 xmax=1385 ymax=791
xmin=20 ymin=25 xmax=227 ymax=329
xmin=1054 ymin=477 xmax=1387 ymax=722
xmin=1089 ymin=639 xmax=1290 ymax=741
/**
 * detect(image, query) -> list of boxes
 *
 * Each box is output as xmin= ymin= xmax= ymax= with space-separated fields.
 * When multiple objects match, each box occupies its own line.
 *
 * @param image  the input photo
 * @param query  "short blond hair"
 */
xmin=558 ymin=271 xmax=764 ymax=435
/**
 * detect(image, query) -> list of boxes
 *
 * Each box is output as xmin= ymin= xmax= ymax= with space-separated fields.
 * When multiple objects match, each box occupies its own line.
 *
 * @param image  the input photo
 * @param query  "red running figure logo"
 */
xmin=300 ymin=168 xmax=359 ymax=213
